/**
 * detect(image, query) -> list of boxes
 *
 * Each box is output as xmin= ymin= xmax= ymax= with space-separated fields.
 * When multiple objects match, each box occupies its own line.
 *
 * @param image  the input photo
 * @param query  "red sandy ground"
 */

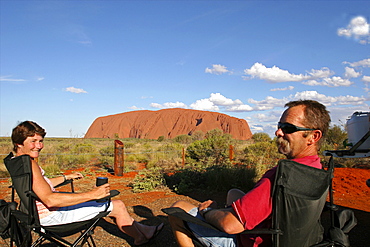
xmin=0 ymin=165 xmax=369 ymax=246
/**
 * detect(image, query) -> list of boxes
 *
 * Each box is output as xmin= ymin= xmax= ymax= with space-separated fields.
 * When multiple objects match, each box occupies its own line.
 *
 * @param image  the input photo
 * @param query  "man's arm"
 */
xmin=199 ymin=200 xmax=245 ymax=234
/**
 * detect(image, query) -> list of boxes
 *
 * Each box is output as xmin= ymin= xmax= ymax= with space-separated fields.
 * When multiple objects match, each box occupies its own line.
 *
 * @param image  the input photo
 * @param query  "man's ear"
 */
xmin=308 ymin=130 xmax=322 ymax=145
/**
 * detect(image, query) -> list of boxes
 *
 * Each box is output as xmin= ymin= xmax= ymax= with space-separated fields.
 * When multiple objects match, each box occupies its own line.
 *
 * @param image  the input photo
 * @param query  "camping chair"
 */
xmin=163 ymin=159 xmax=334 ymax=247
xmin=4 ymin=153 xmax=119 ymax=247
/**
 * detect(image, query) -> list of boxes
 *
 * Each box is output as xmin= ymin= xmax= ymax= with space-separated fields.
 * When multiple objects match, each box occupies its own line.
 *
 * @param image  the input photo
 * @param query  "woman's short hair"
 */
xmin=11 ymin=121 xmax=46 ymax=152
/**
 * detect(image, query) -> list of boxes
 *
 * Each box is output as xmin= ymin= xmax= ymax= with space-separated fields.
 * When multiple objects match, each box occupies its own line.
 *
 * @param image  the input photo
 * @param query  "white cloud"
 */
xmin=190 ymin=98 xmax=219 ymax=111
xmin=150 ymin=103 xmax=162 ymax=108
xmin=302 ymin=76 xmax=353 ymax=87
xmin=270 ymin=86 xmax=294 ymax=91
xmin=291 ymin=91 xmax=367 ymax=106
xmin=344 ymin=67 xmax=361 ymax=78
xmin=205 ymin=64 xmax=230 ymax=75
xmin=343 ymin=58 xmax=370 ymax=67
xmin=128 ymin=106 xmax=144 ymax=110
xmin=244 ymin=62 xmax=308 ymax=83
xmin=36 ymin=77 xmax=45 ymax=81
xmin=225 ymin=104 xmax=253 ymax=112
xmin=248 ymin=96 xmax=287 ymax=110
xmin=337 ymin=16 xmax=370 ymax=44
xmin=209 ymin=93 xmax=241 ymax=106
xmin=307 ymin=68 xmax=334 ymax=79
xmin=150 ymin=101 xmax=187 ymax=109
xmin=65 ymin=87 xmax=87 ymax=94
xmin=0 ymin=75 xmax=26 ymax=82
xmin=362 ymin=75 xmax=370 ymax=83
xmin=243 ymin=63 xmax=349 ymax=87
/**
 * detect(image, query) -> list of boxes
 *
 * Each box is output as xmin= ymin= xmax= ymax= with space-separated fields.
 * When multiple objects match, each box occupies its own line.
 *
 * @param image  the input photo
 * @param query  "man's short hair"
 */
xmin=285 ymin=100 xmax=331 ymax=147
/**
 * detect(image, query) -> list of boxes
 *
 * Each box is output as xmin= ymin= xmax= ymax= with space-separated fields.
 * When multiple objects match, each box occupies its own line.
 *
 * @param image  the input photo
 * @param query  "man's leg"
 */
xmin=168 ymin=200 xmax=198 ymax=247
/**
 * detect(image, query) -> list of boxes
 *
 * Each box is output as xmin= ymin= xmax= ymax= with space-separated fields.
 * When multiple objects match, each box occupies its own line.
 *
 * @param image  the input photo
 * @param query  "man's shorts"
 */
xmin=40 ymin=200 xmax=113 ymax=226
xmin=186 ymin=207 xmax=237 ymax=247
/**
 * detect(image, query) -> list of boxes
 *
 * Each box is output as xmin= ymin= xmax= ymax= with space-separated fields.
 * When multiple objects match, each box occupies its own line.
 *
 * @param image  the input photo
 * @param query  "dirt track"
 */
xmin=0 ymin=166 xmax=369 ymax=247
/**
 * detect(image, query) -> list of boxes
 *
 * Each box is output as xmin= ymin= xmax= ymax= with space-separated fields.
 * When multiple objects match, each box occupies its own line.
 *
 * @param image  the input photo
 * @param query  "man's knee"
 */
xmin=171 ymin=200 xmax=196 ymax=212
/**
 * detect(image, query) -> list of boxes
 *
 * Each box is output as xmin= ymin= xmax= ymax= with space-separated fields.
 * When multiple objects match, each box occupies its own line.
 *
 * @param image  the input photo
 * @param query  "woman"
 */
xmin=11 ymin=121 xmax=163 ymax=245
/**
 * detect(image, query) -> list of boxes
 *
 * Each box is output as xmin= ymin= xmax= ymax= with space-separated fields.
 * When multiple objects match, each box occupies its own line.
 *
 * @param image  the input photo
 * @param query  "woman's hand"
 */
xmin=65 ymin=172 xmax=83 ymax=180
xmin=91 ymin=183 xmax=111 ymax=199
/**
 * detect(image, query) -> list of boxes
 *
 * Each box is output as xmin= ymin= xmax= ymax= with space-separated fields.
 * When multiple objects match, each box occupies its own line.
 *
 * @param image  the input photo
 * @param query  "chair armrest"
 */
xmin=54 ymin=179 xmax=74 ymax=192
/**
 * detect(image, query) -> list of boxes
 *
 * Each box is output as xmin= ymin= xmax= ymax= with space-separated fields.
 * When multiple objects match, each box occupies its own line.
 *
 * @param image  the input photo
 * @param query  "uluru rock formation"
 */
xmin=84 ymin=108 xmax=252 ymax=140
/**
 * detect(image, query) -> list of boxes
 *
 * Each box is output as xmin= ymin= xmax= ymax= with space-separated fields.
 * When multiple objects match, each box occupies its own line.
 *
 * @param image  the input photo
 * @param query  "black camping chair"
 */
xmin=163 ymin=159 xmax=333 ymax=247
xmin=4 ymin=153 xmax=120 ymax=247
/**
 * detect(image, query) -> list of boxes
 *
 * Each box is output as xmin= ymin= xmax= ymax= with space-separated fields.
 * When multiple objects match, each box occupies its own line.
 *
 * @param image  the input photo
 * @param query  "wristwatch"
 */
xmin=199 ymin=207 xmax=213 ymax=217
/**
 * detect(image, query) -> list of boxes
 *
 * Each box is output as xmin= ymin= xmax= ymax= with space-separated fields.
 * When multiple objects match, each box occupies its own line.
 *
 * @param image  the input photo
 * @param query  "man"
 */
xmin=168 ymin=100 xmax=331 ymax=247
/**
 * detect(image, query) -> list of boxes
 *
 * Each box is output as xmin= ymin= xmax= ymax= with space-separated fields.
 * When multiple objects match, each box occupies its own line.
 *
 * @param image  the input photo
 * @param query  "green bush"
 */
xmin=130 ymin=167 xmax=164 ymax=192
xmin=252 ymin=132 xmax=271 ymax=142
xmin=243 ymin=141 xmax=283 ymax=180
xmin=173 ymin=134 xmax=193 ymax=144
xmin=186 ymin=129 xmax=232 ymax=166
xmin=164 ymin=164 xmax=257 ymax=195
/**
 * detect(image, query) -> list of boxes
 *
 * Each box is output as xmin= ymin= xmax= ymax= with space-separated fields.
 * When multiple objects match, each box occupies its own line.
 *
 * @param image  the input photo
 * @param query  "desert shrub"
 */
xmin=243 ymin=141 xmax=283 ymax=180
xmin=252 ymin=132 xmax=271 ymax=142
xmin=325 ymin=124 xmax=347 ymax=149
xmin=191 ymin=130 xmax=205 ymax=141
xmin=130 ymin=167 xmax=164 ymax=192
xmin=42 ymin=164 xmax=62 ymax=176
xmin=124 ymin=142 xmax=135 ymax=149
xmin=165 ymin=164 xmax=257 ymax=195
xmin=56 ymin=143 xmax=72 ymax=153
xmin=125 ymin=153 xmax=149 ymax=164
xmin=173 ymin=134 xmax=192 ymax=144
xmin=72 ymin=143 xmax=95 ymax=154
xmin=186 ymin=129 xmax=232 ymax=166
xmin=98 ymin=146 xmax=114 ymax=165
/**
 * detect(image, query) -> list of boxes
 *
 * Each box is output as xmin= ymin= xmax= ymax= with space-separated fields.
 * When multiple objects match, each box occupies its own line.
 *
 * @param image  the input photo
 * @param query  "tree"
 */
xmin=252 ymin=132 xmax=271 ymax=142
xmin=191 ymin=130 xmax=205 ymax=141
xmin=325 ymin=125 xmax=347 ymax=148
xmin=173 ymin=134 xmax=192 ymax=144
xmin=186 ymin=129 xmax=232 ymax=166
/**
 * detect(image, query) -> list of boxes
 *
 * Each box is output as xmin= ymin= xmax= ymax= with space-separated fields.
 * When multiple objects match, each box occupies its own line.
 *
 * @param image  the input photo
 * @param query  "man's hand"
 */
xmin=198 ymin=200 xmax=217 ymax=211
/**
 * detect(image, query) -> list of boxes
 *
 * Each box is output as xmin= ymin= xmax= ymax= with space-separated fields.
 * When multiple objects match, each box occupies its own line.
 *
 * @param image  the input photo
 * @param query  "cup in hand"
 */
xmin=96 ymin=177 xmax=108 ymax=187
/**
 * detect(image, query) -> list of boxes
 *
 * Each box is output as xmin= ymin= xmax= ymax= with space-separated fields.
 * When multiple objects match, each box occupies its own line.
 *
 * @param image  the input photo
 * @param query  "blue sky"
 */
xmin=1 ymin=1 xmax=369 ymax=138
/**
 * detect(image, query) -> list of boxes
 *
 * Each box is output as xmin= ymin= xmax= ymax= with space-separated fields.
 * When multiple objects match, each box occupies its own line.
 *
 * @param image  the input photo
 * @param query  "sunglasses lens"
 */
xmin=278 ymin=123 xmax=296 ymax=134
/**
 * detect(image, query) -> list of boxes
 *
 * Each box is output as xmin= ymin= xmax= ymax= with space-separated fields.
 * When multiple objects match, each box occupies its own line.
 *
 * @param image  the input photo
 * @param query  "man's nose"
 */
xmin=275 ymin=128 xmax=284 ymax=137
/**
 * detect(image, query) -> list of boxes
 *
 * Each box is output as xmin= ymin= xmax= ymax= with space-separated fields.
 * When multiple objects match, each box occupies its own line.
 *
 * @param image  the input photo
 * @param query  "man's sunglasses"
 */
xmin=277 ymin=122 xmax=317 ymax=134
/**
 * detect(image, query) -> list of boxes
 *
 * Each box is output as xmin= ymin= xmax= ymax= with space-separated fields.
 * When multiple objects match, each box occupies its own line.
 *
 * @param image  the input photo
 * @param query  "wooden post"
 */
xmin=182 ymin=148 xmax=185 ymax=167
xmin=114 ymin=140 xmax=124 ymax=176
xmin=229 ymin=144 xmax=234 ymax=162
